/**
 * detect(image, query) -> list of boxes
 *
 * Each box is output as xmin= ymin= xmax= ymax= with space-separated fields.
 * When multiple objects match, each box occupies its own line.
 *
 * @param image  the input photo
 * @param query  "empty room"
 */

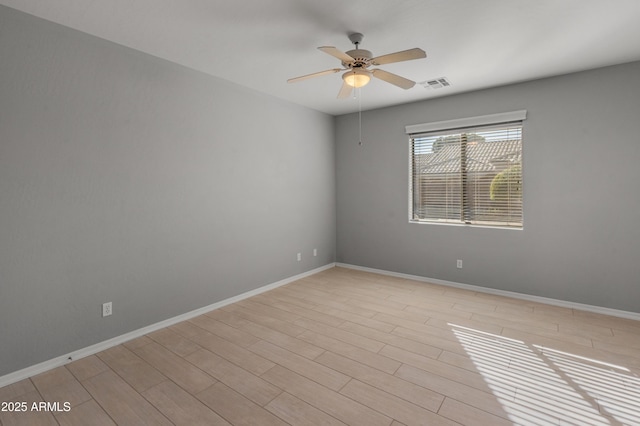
xmin=1 ymin=1 xmax=640 ymax=425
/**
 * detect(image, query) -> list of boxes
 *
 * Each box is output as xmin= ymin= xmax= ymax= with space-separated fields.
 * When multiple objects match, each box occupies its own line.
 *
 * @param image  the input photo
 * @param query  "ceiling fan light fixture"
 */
xmin=343 ymin=69 xmax=371 ymax=88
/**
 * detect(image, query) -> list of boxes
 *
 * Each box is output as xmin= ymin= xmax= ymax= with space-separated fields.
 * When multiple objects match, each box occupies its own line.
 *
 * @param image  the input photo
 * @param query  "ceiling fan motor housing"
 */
xmin=343 ymin=49 xmax=372 ymax=69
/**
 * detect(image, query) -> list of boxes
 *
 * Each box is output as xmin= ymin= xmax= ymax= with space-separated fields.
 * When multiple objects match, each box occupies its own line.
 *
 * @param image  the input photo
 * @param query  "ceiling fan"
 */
xmin=288 ymin=33 xmax=426 ymax=99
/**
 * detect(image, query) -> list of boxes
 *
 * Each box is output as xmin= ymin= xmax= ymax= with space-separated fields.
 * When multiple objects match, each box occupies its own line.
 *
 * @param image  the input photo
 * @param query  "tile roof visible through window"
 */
xmin=416 ymin=140 xmax=521 ymax=174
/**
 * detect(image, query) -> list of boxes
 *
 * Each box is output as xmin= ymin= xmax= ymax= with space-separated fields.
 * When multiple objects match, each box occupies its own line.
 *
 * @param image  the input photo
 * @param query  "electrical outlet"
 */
xmin=102 ymin=302 xmax=112 ymax=317
xmin=456 ymin=259 xmax=463 ymax=269
xmin=297 ymin=253 xmax=301 ymax=262
xmin=313 ymin=248 xmax=317 ymax=257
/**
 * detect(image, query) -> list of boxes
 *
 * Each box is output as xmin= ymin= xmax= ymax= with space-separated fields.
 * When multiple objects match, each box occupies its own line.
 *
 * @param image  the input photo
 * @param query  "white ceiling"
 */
xmin=3 ymin=0 xmax=640 ymax=116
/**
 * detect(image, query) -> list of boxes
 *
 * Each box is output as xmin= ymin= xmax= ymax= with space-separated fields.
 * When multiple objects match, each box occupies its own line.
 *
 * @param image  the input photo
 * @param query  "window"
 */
xmin=407 ymin=111 xmax=525 ymax=228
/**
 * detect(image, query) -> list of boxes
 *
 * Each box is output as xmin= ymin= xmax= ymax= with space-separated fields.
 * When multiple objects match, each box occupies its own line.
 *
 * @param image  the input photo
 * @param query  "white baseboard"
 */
xmin=336 ymin=263 xmax=640 ymax=321
xmin=0 ymin=263 xmax=336 ymax=389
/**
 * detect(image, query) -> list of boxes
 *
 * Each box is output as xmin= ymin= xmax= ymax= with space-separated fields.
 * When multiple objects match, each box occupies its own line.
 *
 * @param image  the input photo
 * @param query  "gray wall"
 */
xmin=0 ymin=6 xmax=335 ymax=376
xmin=336 ymin=61 xmax=640 ymax=313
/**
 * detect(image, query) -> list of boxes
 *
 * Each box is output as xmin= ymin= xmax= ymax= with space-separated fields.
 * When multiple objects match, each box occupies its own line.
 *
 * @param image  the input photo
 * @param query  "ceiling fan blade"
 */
xmin=337 ymin=81 xmax=353 ymax=99
xmin=372 ymin=69 xmax=416 ymax=89
xmin=371 ymin=48 xmax=426 ymax=65
xmin=318 ymin=46 xmax=355 ymax=63
xmin=287 ymin=68 xmax=344 ymax=83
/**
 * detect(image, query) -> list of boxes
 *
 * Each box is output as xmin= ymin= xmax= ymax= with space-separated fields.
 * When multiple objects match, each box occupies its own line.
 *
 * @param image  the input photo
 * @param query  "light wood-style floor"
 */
xmin=2 ymin=267 xmax=640 ymax=426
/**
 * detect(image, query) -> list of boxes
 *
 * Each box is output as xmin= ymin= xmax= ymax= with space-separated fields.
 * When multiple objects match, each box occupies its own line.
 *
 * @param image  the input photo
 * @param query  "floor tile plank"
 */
xmin=217 ymin=315 xmax=326 ymax=360
xmin=65 ymin=355 xmax=110 ymax=382
xmin=256 ymin=296 xmax=345 ymax=327
xmin=54 ymin=399 xmax=116 ymax=426
xmin=437 ymin=397 xmax=513 ymax=426
xmin=0 ymin=379 xmax=36 ymax=401
xmin=261 ymin=365 xmax=393 ymax=426
xmin=141 ymin=380 xmax=231 ymax=425
xmin=196 ymin=382 xmax=287 ymax=426
xmin=340 ymin=321 xmax=443 ymax=359
xmin=147 ymin=327 xmax=202 ymax=357
xmin=298 ymin=330 xmax=401 ymax=374
xmin=82 ymin=371 xmax=172 ymax=425
xmin=340 ymin=379 xmax=460 ymax=426
xmin=379 ymin=345 xmax=489 ymax=391
xmin=97 ymin=345 xmax=167 ymax=393
xmin=395 ymin=364 xmax=514 ymax=421
xmin=191 ymin=314 xmax=261 ymax=348
xmin=171 ymin=320 xmax=275 ymax=375
xmin=132 ymin=341 xmax=216 ymax=394
xmin=293 ymin=317 xmax=386 ymax=353
xmin=315 ymin=351 xmax=444 ymax=413
xmin=265 ymin=392 xmax=348 ymax=426
xmin=185 ymin=348 xmax=282 ymax=407
xmin=31 ymin=367 xmax=91 ymax=408
xmin=249 ymin=340 xmax=349 ymax=391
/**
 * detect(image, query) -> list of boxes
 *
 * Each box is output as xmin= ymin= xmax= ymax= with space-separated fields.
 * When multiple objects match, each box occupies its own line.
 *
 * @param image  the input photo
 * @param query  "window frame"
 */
xmin=406 ymin=111 xmax=526 ymax=229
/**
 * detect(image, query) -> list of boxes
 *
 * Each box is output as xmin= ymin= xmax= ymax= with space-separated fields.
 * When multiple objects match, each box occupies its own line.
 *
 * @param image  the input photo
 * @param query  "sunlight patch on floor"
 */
xmin=450 ymin=324 xmax=640 ymax=425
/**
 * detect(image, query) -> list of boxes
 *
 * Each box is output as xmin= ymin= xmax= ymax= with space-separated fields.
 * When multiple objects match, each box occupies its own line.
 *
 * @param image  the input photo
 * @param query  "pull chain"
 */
xmin=358 ymin=88 xmax=363 ymax=146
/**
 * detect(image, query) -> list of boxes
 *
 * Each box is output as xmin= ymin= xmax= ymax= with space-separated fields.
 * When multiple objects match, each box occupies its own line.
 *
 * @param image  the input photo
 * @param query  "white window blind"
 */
xmin=409 ymin=117 xmax=524 ymax=228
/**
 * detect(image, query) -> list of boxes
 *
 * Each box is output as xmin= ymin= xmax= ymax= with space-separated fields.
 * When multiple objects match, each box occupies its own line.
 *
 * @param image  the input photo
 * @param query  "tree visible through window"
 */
xmin=410 ymin=122 xmax=523 ymax=228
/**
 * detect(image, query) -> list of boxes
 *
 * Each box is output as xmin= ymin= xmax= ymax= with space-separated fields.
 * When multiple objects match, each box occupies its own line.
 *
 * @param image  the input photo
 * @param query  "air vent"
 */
xmin=419 ymin=77 xmax=451 ymax=89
